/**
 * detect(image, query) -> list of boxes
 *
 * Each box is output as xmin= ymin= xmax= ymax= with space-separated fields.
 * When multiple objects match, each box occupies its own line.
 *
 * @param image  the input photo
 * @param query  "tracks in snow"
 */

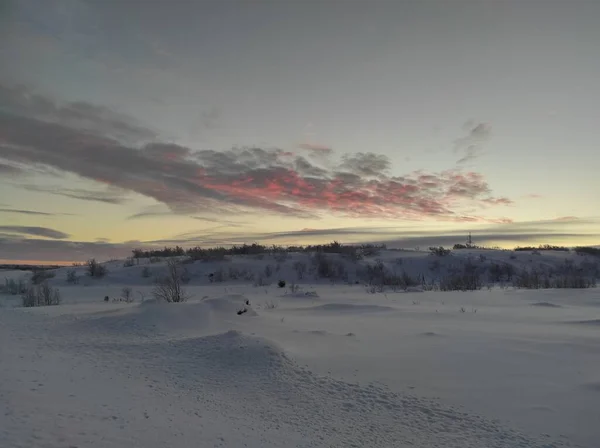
xmin=1 ymin=308 xmax=580 ymax=448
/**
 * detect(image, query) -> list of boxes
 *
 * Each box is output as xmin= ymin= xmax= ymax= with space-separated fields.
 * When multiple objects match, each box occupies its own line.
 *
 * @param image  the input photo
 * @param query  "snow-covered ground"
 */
xmin=1 ymin=249 xmax=599 ymax=447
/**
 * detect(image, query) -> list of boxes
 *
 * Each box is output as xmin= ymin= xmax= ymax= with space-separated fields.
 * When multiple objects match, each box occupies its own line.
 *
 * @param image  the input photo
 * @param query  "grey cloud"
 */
xmin=454 ymin=122 xmax=492 ymax=164
xmin=0 ymin=208 xmax=58 ymax=216
xmin=19 ymin=184 xmax=127 ymax=205
xmin=340 ymin=152 xmax=390 ymax=177
xmin=127 ymin=211 xmax=173 ymax=220
xmin=200 ymin=106 xmax=221 ymax=130
xmin=0 ymin=225 xmax=70 ymax=239
xmin=0 ymin=83 xmax=156 ymax=142
xmin=0 ymin=162 xmax=23 ymax=176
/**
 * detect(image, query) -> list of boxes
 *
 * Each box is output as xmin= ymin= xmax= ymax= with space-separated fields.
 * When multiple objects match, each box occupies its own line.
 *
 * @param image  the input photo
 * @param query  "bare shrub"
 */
xmin=574 ymin=246 xmax=600 ymax=257
xmin=3 ymin=278 xmax=27 ymax=295
xmin=86 ymin=259 xmax=107 ymax=278
xmin=254 ymin=275 xmax=270 ymax=287
xmin=274 ymin=252 xmax=289 ymax=263
xmin=123 ymin=258 xmax=135 ymax=267
xmin=152 ymin=260 xmax=189 ymax=303
xmin=228 ymin=267 xmax=240 ymax=280
xmin=264 ymin=300 xmax=278 ymax=309
xmin=293 ymin=261 xmax=307 ymax=280
xmin=439 ymin=265 xmax=482 ymax=291
xmin=209 ymin=268 xmax=226 ymax=283
xmin=180 ymin=267 xmax=191 ymax=284
xmin=21 ymin=287 xmax=37 ymax=307
xmin=312 ymin=252 xmax=335 ymax=279
xmin=31 ymin=269 xmax=55 ymax=285
xmin=264 ymin=264 xmax=273 ymax=278
xmin=141 ymin=266 xmax=151 ymax=278
xmin=120 ymin=287 xmax=133 ymax=303
xmin=66 ymin=269 xmax=79 ymax=284
xmin=21 ymin=282 xmax=61 ymax=307
xmin=289 ymin=283 xmax=300 ymax=293
xmin=429 ymin=246 xmax=452 ymax=257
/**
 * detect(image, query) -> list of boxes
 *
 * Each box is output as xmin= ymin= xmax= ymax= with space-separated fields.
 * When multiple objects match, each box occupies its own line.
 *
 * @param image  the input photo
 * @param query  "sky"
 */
xmin=1 ymin=0 xmax=599 ymax=263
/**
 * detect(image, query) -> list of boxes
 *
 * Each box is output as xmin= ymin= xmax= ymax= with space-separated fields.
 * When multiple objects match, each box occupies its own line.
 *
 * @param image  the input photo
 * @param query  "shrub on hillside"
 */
xmin=152 ymin=260 xmax=189 ymax=303
xmin=514 ymin=245 xmax=570 ymax=252
xmin=574 ymin=246 xmax=600 ymax=257
xmin=31 ymin=269 xmax=55 ymax=285
xmin=66 ymin=269 xmax=79 ymax=284
xmin=21 ymin=282 xmax=61 ymax=307
xmin=429 ymin=246 xmax=452 ymax=256
xmin=120 ymin=287 xmax=134 ymax=303
xmin=86 ymin=259 xmax=107 ymax=278
xmin=3 ymin=278 xmax=27 ymax=295
xmin=293 ymin=261 xmax=307 ymax=280
xmin=439 ymin=271 xmax=482 ymax=291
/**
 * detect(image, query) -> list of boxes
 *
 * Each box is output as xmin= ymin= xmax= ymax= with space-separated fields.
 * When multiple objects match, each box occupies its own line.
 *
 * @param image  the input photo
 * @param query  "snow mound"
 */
xmin=530 ymin=302 xmax=563 ymax=308
xmin=69 ymin=294 xmax=256 ymax=336
xmin=304 ymin=303 xmax=394 ymax=313
xmin=163 ymin=330 xmax=293 ymax=379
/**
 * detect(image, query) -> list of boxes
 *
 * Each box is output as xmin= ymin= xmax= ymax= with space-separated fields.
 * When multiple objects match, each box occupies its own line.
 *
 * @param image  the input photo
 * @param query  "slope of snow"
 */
xmin=1 ymin=249 xmax=599 ymax=447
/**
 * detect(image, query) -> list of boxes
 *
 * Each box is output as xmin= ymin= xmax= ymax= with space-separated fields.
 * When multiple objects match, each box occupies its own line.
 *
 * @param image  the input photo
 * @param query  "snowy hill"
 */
xmin=1 ymin=247 xmax=599 ymax=447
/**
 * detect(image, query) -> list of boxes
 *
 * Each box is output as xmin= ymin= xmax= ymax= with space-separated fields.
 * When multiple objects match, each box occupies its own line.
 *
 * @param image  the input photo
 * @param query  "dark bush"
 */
xmin=86 ymin=259 xmax=107 ymax=278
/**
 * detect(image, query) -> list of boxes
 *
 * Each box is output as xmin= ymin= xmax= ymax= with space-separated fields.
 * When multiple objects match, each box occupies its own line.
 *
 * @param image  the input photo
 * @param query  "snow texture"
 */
xmin=1 ymin=249 xmax=599 ymax=447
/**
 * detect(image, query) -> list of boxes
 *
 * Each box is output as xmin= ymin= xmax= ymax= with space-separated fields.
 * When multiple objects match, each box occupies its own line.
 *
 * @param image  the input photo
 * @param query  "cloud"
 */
xmin=127 ymin=211 xmax=172 ymax=220
xmin=199 ymin=106 xmax=221 ymax=130
xmin=0 ymin=162 xmax=24 ymax=176
xmin=298 ymin=142 xmax=334 ymax=155
xmin=0 ymin=208 xmax=59 ymax=216
xmin=0 ymin=83 xmax=156 ymax=142
xmin=454 ymin=122 xmax=492 ymax=164
xmin=0 ymin=88 xmax=513 ymax=222
xmin=340 ymin=153 xmax=390 ymax=177
xmin=19 ymin=184 xmax=127 ymax=205
xmin=0 ymin=225 xmax=70 ymax=239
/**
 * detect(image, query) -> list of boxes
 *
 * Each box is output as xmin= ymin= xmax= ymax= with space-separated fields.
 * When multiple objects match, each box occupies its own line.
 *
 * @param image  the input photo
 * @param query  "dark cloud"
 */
xmin=0 ymin=225 xmax=70 ymax=239
xmin=0 ymin=91 xmax=512 ymax=222
xmin=19 ymin=184 xmax=127 ymax=205
xmin=0 ymin=83 xmax=156 ymax=142
xmin=454 ymin=122 xmax=492 ymax=164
